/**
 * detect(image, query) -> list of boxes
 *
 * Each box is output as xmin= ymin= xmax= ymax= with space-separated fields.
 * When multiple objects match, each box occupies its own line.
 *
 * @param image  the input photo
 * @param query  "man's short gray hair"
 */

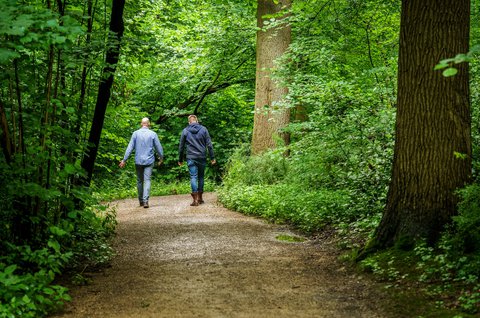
xmin=141 ymin=117 xmax=150 ymax=126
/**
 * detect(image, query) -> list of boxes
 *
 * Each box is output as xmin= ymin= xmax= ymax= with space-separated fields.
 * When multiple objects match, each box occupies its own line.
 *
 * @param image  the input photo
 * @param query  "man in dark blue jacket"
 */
xmin=178 ymin=115 xmax=216 ymax=206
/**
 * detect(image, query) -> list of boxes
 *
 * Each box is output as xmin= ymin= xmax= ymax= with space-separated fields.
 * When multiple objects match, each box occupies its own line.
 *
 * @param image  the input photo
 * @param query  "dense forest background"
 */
xmin=1 ymin=0 xmax=479 ymax=316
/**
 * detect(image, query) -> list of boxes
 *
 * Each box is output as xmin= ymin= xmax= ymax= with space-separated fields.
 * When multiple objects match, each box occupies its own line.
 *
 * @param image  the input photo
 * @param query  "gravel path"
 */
xmin=52 ymin=193 xmax=396 ymax=318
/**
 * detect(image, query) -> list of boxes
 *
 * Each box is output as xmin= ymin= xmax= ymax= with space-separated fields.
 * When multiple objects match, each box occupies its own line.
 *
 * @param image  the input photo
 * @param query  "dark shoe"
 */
xmin=198 ymin=191 xmax=204 ymax=204
xmin=190 ymin=192 xmax=199 ymax=206
xmin=144 ymin=201 xmax=149 ymax=208
xmin=139 ymin=201 xmax=144 ymax=207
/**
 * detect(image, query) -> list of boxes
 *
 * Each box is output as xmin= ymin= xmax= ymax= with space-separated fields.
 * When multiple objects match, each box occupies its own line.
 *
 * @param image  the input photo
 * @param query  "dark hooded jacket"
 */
xmin=178 ymin=123 xmax=215 ymax=162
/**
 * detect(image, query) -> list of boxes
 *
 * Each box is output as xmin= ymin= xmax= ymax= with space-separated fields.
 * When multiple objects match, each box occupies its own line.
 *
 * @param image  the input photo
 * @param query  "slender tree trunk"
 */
xmin=0 ymin=99 xmax=12 ymax=163
xmin=76 ymin=0 xmax=94 ymax=141
xmin=13 ymin=60 xmax=25 ymax=163
xmin=8 ymin=77 xmax=17 ymax=150
xmin=40 ymin=46 xmax=54 ymax=152
xmin=251 ymin=0 xmax=291 ymax=155
xmin=80 ymin=0 xmax=125 ymax=186
xmin=373 ymin=0 xmax=471 ymax=248
xmin=12 ymin=59 xmax=31 ymax=244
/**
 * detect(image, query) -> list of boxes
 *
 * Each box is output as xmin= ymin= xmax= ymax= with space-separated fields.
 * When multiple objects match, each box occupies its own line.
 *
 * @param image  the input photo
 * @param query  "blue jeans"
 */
xmin=135 ymin=163 xmax=154 ymax=203
xmin=187 ymin=158 xmax=206 ymax=193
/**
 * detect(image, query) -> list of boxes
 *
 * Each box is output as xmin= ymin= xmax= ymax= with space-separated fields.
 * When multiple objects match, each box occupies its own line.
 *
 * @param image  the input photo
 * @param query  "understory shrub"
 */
xmin=219 ymin=183 xmax=350 ymax=232
xmin=0 ymin=241 xmax=71 ymax=318
xmin=0 ymin=202 xmax=117 ymax=318
xmin=219 ymin=116 xmax=393 ymax=235
xmin=415 ymin=184 xmax=480 ymax=313
xmin=359 ymin=183 xmax=480 ymax=314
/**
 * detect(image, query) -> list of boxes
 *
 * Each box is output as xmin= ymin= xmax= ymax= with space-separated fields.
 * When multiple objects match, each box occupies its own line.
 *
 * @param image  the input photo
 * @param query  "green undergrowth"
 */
xmin=356 ymin=245 xmax=479 ymax=317
xmin=219 ymin=183 xmax=353 ymax=232
xmin=0 ymin=202 xmax=117 ymax=318
xmin=355 ymin=184 xmax=480 ymax=316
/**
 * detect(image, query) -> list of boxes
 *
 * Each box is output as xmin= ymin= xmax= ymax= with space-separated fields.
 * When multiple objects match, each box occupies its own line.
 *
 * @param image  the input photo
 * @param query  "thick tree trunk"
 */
xmin=251 ymin=0 xmax=291 ymax=155
xmin=374 ymin=0 xmax=471 ymax=248
xmin=80 ymin=0 xmax=125 ymax=186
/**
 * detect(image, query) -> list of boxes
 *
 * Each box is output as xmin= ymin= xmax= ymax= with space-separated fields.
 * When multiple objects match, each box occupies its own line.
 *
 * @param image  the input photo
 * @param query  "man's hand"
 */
xmin=178 ymin=161 xmax=183 ymax=166
xmin=211 ymin=159 xmax=216 ymax=165
xmin=119 ymin=160 xmax=126 ymax=168
xmin=157 ymin=159 xmax=163 ymax=167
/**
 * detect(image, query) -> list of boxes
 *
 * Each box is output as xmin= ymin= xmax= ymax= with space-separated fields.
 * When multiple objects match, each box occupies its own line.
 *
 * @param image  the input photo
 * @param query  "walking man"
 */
xmin=178 ymin=115 xmax=216 ymax=206
xmin=119 ymin=117 xmax=163 ymax=208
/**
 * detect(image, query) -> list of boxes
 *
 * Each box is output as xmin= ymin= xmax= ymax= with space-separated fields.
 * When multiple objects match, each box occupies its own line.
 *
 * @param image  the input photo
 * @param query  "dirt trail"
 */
xmin=53 ymin=193 xmax=398 ymax=318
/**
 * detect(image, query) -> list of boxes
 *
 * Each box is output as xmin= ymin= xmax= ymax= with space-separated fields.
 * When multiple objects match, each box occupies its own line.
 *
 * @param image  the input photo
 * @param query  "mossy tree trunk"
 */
xmin=251 ymin=0 xmax=291 ymax=155
xmin=374 ymin=0 xmax=472 ymax=248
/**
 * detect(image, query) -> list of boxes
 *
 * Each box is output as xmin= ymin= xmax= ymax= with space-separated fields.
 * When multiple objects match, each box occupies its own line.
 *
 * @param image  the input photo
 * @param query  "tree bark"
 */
xmin=76 ymin=0 xmax=94 ymax=141
xmin=251 ymin=0 xmax=291 ymax=155
xmin=80 ymin=0 xmax=125 ymax=186
xmin=0 ymin=99 xmax=12 ymax=164
xmin=373 ymin=0 xmax=471 ymax=248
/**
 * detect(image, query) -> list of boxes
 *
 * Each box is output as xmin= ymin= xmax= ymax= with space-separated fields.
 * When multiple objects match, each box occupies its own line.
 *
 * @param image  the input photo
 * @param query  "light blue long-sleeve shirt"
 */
xmin=123 ymin=127 xmax=164 ymax=166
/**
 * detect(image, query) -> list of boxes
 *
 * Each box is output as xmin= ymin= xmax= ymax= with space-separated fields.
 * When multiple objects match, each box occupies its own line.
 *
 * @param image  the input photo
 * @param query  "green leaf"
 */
xmin=442 ymin=67 xmax=458 ymax=77
xmin=67 ymin=211 xmax=77 ymax=219
xmin=47 ymin=240 xmax=61 ymax=253
xmin=433 ymin=62 xmax=448 ymax=70
xmin=4 ymin=264 xmax=17 ymax=275
xmin=46 ymin=19 xmax=58 ymax=28
xmin=43 ymin=287 xmax=55 ymax=295
xmin=64 ymin=163 xmax=76 ymax=174
xmin=53 ymin=35 xmax=66 ymax=44
xmin=22 ymin=295 xmax=31 ymax=303
xmin=49 ymin=226 xmax=67 ymax=236
xmin=0 ymin=48 xmax=20 ymax=64
xmin=453 ymin=53 xmax=469 ymax=64
xmin=454 ymin=151 xmax=468 ymax=159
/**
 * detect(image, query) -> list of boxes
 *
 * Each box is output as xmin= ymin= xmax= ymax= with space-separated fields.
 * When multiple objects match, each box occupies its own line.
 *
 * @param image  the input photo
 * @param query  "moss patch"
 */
xmin=276 ymin=234 xmax=306 ymax=243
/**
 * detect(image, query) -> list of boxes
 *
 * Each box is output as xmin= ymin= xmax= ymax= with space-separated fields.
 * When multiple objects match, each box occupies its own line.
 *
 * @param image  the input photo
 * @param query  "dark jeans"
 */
xmin=135 ymin=163 xmax=154 ymax=203
xmin=187 ymin=158 xmax=206 ymax=192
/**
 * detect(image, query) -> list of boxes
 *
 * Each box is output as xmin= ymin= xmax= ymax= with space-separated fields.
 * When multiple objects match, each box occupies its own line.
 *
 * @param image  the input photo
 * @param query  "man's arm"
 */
xmin=154 ymin=133 xmax=164 ymax=158
xmin=205 ymin=129 xmax=215 ymax=163
xmin=154 ymin=133 xmax=164 ymax=165
xmin=119 ymin=132 xmax=136 ymax=168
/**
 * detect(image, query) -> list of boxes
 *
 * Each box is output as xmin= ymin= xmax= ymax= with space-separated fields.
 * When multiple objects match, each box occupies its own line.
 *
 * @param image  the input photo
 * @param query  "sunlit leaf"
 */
xmin=442 ymin=67 xmax=458 ymax=77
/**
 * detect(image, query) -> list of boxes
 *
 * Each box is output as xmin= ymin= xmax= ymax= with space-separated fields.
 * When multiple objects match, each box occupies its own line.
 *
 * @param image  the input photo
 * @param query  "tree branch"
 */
xmin=155 ymin=78 xmax=254 ymax=124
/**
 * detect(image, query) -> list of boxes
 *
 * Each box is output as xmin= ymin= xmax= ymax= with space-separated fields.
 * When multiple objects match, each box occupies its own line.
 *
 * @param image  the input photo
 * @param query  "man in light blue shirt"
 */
xmin=119 ymin=118 xmax=163 ymax=208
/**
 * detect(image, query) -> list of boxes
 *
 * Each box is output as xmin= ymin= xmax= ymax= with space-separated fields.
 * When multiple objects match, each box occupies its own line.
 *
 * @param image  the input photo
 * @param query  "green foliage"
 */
xmin=220 ymin=180 xmax=351 ymax=232
xmin=452 ymin=184 xmax=480 ymax=254
xmin=0 ymin=198 xmax=116 ymax=317
xmin=0 ymin=0 xmax=83 ymax=64
xmin=414 ymin=184 xmax=480 ymax=313
xmin=435 ymin=45 xmax=480 ymax=77
xmin=0 ymin=239 xmax=72 ymax=317
xmin=357 ymin=184 xmax=480 ymax=314
xmin=65 ymin=204 xmax=117 ymax=271
xmin=219 ymin=0 xmax=397 ymax=244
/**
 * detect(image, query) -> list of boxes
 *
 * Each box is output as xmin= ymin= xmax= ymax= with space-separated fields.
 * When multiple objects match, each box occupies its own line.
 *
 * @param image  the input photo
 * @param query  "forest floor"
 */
xmin=51 ymin=193 xmax=409 ymax=318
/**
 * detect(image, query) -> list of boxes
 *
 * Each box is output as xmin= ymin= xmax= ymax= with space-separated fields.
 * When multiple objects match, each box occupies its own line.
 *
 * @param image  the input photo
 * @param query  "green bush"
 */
xmin=0 ymin=199 xmax=117 ymax=318
xmin=0 ymin=231 xmax=72 ymax=318
xmin=219 ymin=182 xmax=351 ymax=232
xmin=358 ymin=183 xmax=480 ymax=314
